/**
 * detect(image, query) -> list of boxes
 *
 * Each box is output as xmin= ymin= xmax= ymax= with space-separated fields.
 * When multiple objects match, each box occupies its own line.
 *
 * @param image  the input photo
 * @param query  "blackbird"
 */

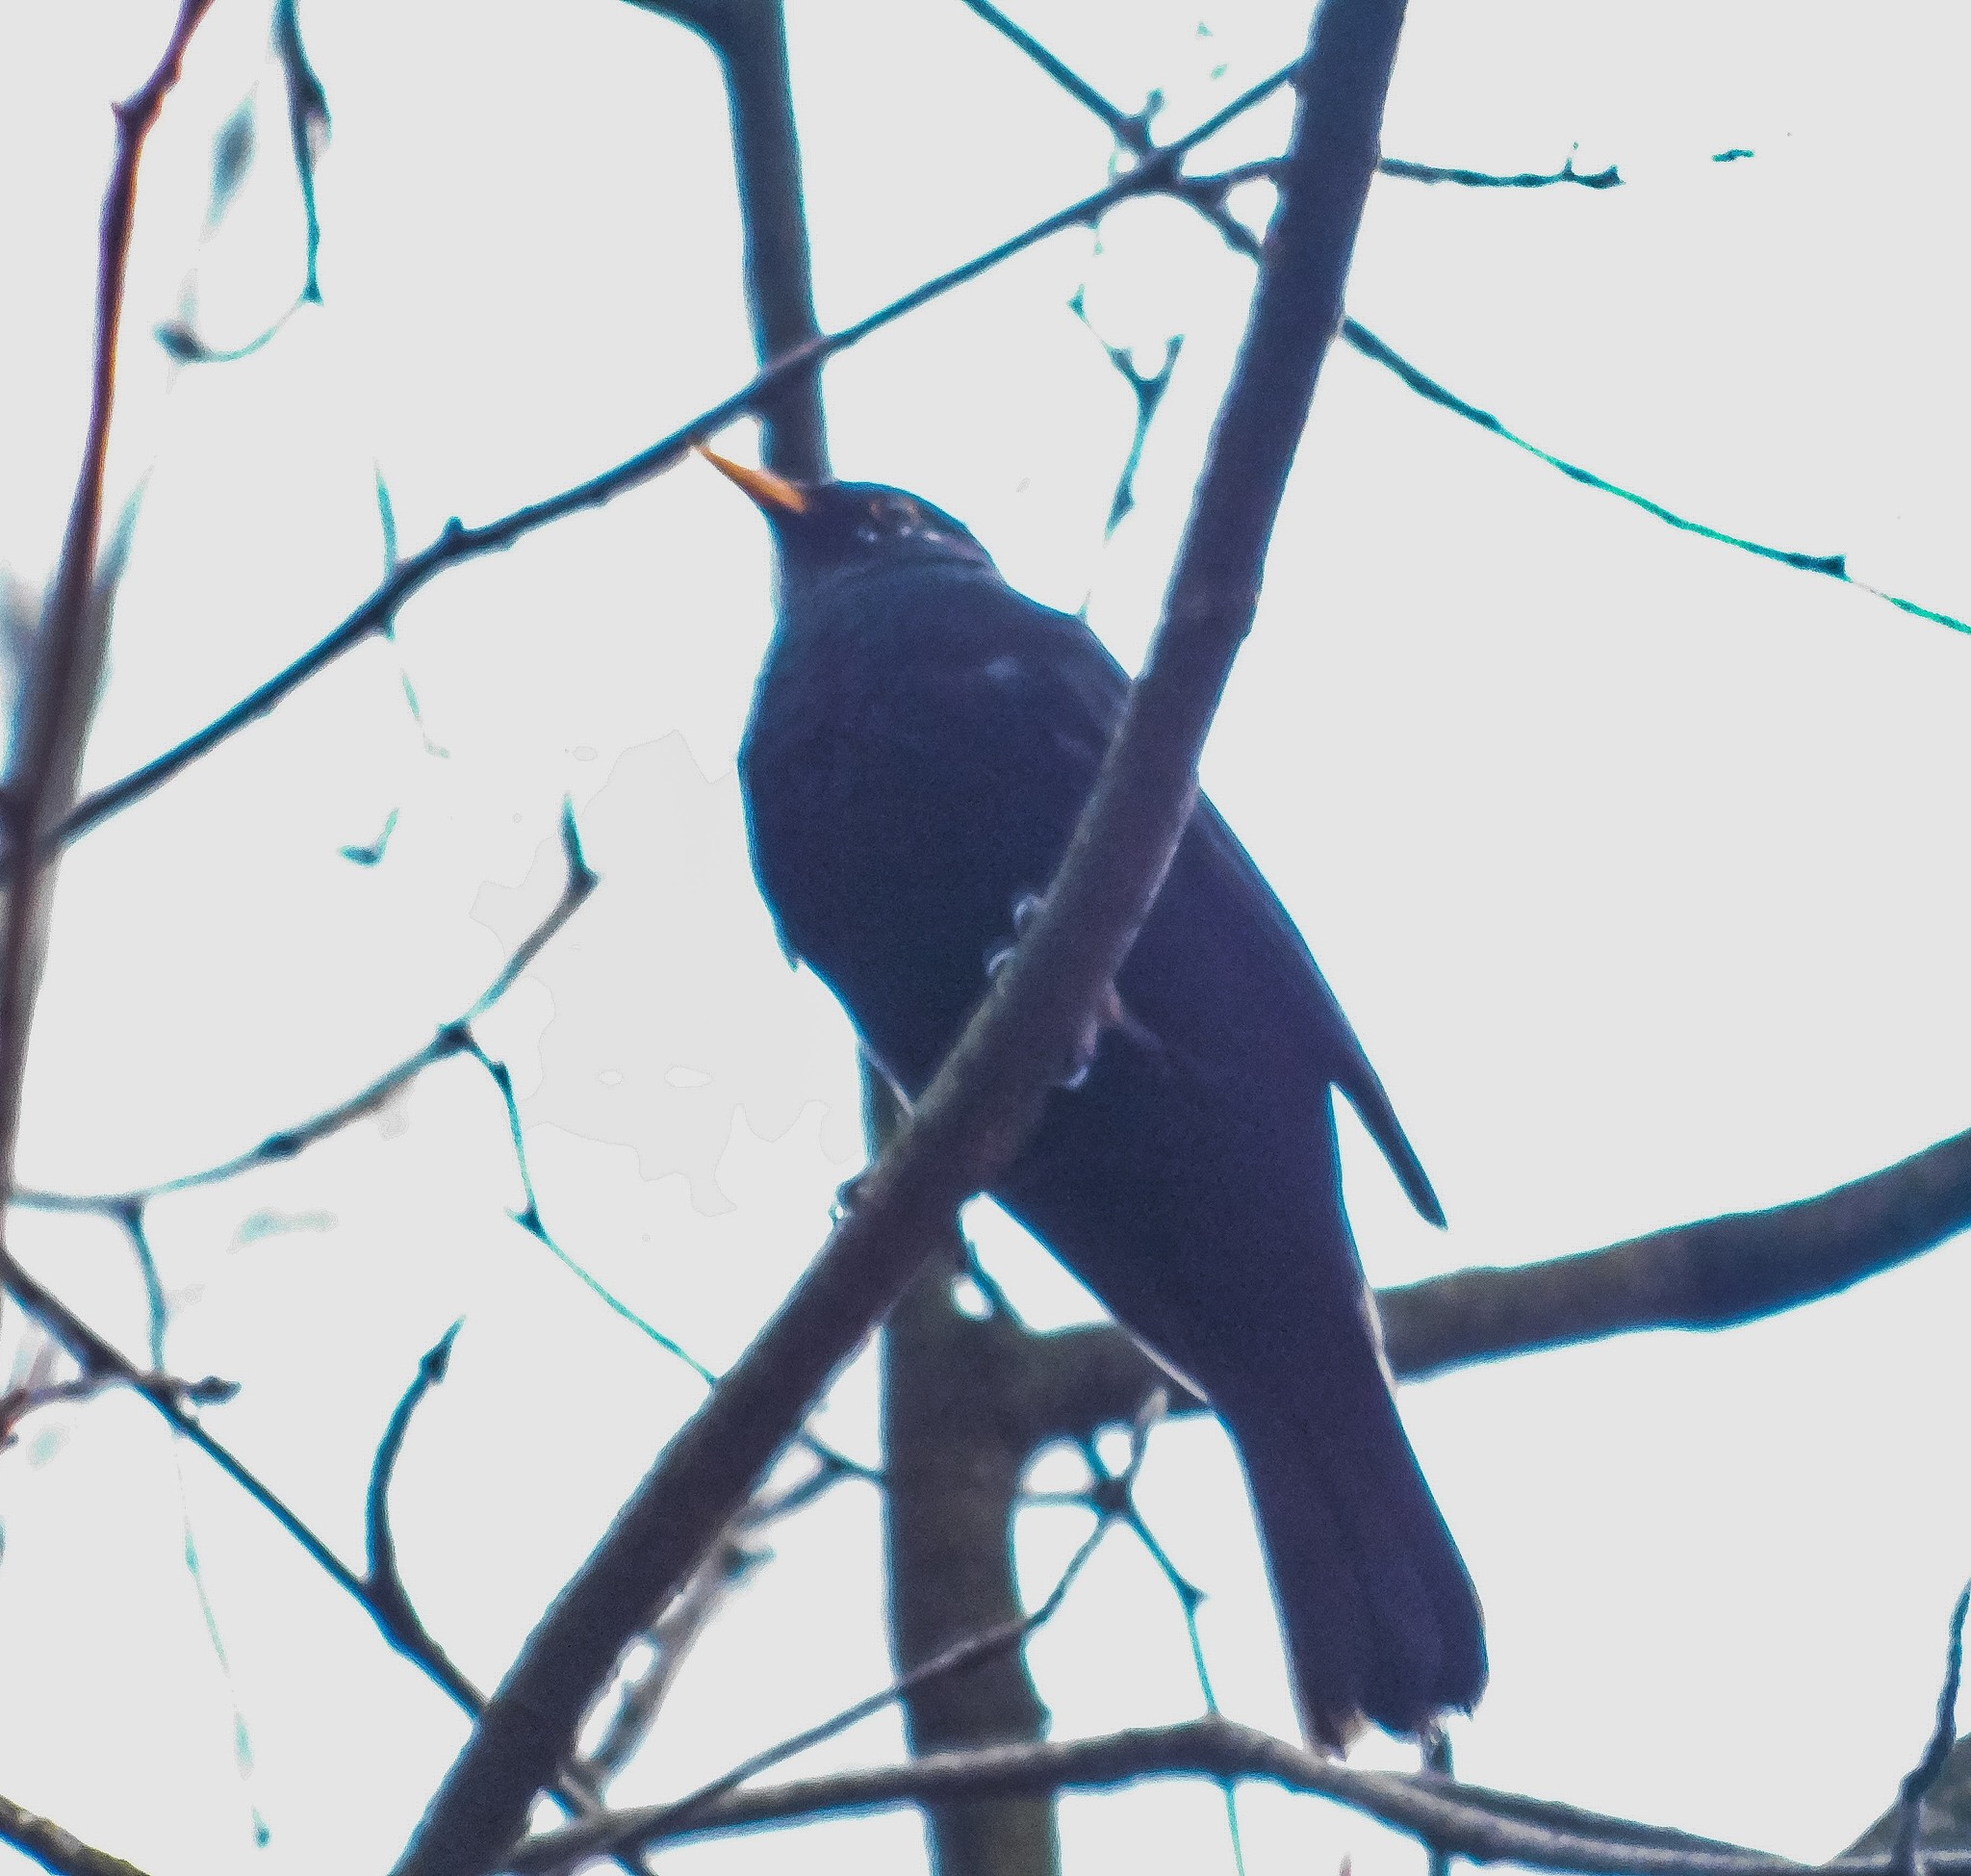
xmin=708 ymin=450 xmax=1485 ymax=1748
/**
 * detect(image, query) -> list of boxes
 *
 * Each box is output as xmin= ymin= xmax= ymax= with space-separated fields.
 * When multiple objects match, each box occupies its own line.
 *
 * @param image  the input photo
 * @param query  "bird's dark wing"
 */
xmin=910 ymin=579 xmax=1444 ymax=1228
xmin=1154 ymin=801 xmax=1446 ymax=1227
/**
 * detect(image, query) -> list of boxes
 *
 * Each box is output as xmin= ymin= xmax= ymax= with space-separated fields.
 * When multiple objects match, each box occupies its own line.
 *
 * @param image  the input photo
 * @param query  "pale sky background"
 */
xmin=2 ymin=3 xmax=1969 ymax=1874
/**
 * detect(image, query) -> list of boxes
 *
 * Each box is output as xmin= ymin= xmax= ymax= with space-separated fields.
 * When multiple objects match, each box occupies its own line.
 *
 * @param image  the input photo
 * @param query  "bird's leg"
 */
xmin=980 ymin=889 xmax=1047 ymax=982
xmin=833 ymin=1070 xmax=912 ymax=1221
xmin=983 ymin=890 xmax=1160 ymax=1090
xmin=831 ymin=1171 xmax=869 ymax=1223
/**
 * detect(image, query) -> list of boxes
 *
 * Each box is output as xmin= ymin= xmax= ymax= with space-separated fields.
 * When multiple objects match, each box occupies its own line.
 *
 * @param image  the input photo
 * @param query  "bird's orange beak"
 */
xmin=697 ymin=445 xmax=808 ymax=518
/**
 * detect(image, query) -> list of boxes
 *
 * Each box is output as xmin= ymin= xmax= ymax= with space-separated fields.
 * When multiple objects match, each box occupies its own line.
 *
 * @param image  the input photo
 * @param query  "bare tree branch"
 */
xmin=961 ymin=3 xmax=1961 ymax=637
xmin=365 ymin=1323 xmax=473 ymax=1686
xmin=630 ymin=0 xmax=829 ymax=479
xmin=0 ymin=1368 xmax=233 ymax=1450
xmin=1025 ymin=1310 xmax=1207 ymax=1432
xmin=883 ymin=1225 xmax=1060 ymax=1876
xmin=958 ymin=0 xmax=1155 ymax=154
xmin=574 ymin=1529 xmax=766 ymax=1788
xmin=502 ymin=1712 xmax=1806 ymax=1876
xmin=897 ymin=1116 xmax=1971 ymax=1418
xmin=1334 ymin=322 xmax=1961 ymax=633
xmin=704 ymin=1111 xmax=1971 ymax=1481
xmin=1850 ymin=1744 xmax=1971 ymax=1865
xmin=870 ymin=1067 xmax=1203 ymax=1876
xmin=576 ymin=1444 xmax=873 ymax=1786
xmin=1378 ymin=1123 xmax=1971 ymax=1380
xmin=0 ymin=1796 xmax=154 ymax=1876
xmin=388 ymin=7 xmax=1407 ymax=1868
xmin=0 ymin=1229 xmax=655 ymax=1873
xmin=960 ymin=2 xmax=1619 ymax=193
xmin=270 ymin=0 xmax=328 ymax=303
xmin=1890 ymin=1583 xmax=1971 ymax=1876
xmin=1068 ymin=289 xmax=1184 ymax=534
xmin=1190 ymin=190 xmax=1959 ymax=635
xmin=0 ymin=1238 xmax=492 ymax=1709
xmin=1379 ymin=151 xmax=1621 ymax=189
xmin=525 ymin=1524 xmax=1105 ymax=1876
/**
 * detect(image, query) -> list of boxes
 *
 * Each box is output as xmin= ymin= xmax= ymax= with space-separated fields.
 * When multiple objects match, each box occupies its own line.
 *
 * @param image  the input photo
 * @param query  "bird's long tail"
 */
xmin=1213 ymin=1288 xmax=1486 ymax=1749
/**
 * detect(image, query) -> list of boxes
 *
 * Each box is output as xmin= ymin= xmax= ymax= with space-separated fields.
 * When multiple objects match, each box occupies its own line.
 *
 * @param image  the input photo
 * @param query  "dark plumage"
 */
xmin=710 ymin=451 xmax=1485 ymax=1748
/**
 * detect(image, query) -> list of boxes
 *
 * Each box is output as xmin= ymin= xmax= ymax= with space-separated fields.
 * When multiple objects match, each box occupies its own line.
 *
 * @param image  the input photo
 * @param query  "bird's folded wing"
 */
xmin=917 ymin=584 xmax=1445 ymax=1229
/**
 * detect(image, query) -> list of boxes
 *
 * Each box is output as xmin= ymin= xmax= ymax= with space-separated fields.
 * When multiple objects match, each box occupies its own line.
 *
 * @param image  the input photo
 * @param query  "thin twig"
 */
xmin=575 ymin=1532 xmax=766 ymax=1786
xmin=271 ymin=0 xmax=328 ymax=303
xmin=4 ymin=786 xmax=840 ymax=1719
xmin=15 ymin=803 xmax=597 ymax=1213
xmin=460 ymin=1027 xmax=715 ymax=1382
xmin=0 ymin=1224 xmax=665 ymax=1874
xmin=1892 ymin=1581 xmax=1971 ymax=1876
xmin=10 ymin=807 xmax=678 ymax=1434
xmin=1173 ymin=201 xmax=1960 ymax=633
xmin=1379 ymin=151 xmax=1621 ymax=189
xmin=1337 ymin=321 xmax=1963 ymax=632
xmin=11 ymin=64 xmax=1296 ymax=886
xmin=970 ymin=3 xmax=1960 ymax=634
xmin=365 ymin=1323 xmax=472 ymax=1680
xmin=504 ymin=1712 xmax=1807 ymax=1875
xmin=0 ymin=1369 xmax=232 ymax=1448
xmin=958 ymin=0 xmax=1151 ymax=151
xmin=528 ymin=1523 xmax=1108 ymax=1876
xmin=1426 ymin=1726 xmax=1457 ymax=1876
xmin=1200 ymin=153 xmax=1623 ymax=193
xmin=0 ymin=1236 xmax=484 ymax=1709
xmin=1069 ymin=288 xmax=1183 ymax=534
xmin=578 ymin=1436 xmax=879 ymax=1785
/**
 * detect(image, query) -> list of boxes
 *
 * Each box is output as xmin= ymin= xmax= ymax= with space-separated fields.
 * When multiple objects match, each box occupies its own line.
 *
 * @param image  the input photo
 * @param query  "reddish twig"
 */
xmin=0 ymin=0 xmax=217 ymax=1316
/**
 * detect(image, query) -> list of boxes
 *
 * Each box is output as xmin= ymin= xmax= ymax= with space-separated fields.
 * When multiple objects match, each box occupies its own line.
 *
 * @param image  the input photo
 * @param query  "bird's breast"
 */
xmin=739 ymin=583 xmax=1094 ymax=1094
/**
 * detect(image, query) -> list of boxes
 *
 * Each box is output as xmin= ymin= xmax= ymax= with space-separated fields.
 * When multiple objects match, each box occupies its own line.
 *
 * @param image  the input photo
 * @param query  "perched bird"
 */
xmin=707 ymin=450 xmax=1485 ymax=1748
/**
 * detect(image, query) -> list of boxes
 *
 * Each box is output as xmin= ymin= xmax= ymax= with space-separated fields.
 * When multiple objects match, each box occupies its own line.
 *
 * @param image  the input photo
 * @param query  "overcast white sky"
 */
xmin=2 ymin=3 xmax=1969 ymax=1874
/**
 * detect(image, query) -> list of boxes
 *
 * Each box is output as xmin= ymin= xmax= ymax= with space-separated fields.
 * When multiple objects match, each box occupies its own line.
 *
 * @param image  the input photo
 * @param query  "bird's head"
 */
xmin=699 ymin=449 xmax=996 ymax=581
